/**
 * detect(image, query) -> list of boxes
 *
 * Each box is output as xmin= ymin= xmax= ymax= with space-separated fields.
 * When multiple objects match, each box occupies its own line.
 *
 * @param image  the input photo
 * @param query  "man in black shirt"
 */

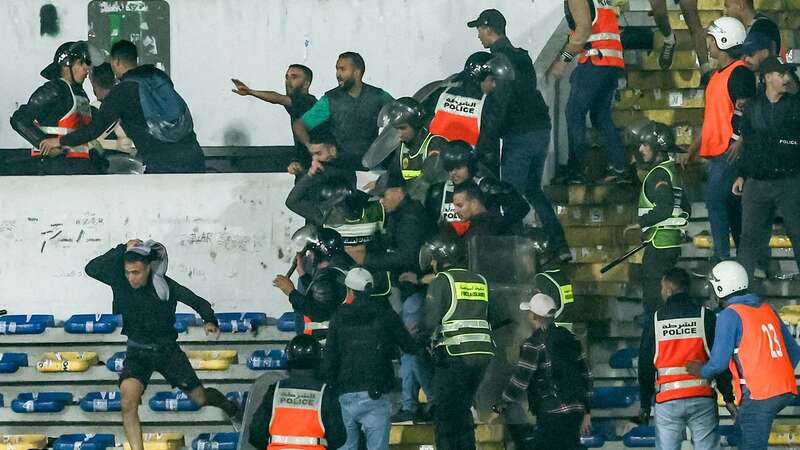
xmin=453 ymin=181 xmax=516 ymax=240
xmin=725 ymin=0 xmax=781 ymax=53
xmin=231 ymin=65 xmax=317 ymax=176
xmin=85 ymin=240 xmax=242 ymax=449
xmin=734 ymin=57 xmax=800 ymax=280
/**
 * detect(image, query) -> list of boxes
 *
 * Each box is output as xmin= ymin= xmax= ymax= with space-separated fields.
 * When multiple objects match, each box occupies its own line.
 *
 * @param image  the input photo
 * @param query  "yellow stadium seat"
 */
xmin=780 ymin=305 xmax=800 ymax=325
xmin=768 ymin=424 xmax=799 ymax=445
xmin=185 ymin=350 xmax=237 ymax=371
xmin=36 ymin=351 xmax=98 ymax=372
xmin=124 ymin=433 xmax=184 ymax=450
xmin=770 ymin=234 xmax=793 ymax=248
xmin=693 ymin=232 xmax=792 ymax=249
xmin=1 ymin=435 xmax=47 ymax=450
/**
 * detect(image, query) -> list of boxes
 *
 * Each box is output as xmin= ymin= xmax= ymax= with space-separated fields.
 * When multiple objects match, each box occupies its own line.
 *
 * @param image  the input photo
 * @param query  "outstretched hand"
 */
xmin=231 ymin=78 xmax=252 ymax=96
xmin=204 ymin=322 xmax=221 ymax=340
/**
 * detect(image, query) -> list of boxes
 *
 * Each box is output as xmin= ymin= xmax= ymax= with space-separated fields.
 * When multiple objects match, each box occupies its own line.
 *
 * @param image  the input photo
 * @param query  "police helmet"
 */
xmin=41 ymin=41 xmax=92 ymax=80
xmin=636 ymin=121 xmax=685 ymax=154
xmin=441 ymin=140 xmax=477 ymax=172
xmin=707 ymin=17 xmax=747 ymax=51
xmin=462 ymin=51 xmax=493 ymax=83
xmin=385 ymin=97 xmax=425 ymax=129
xmin=310 ymin=228 xmax=344 ymax=260
xmin=709 ymin=260 xmax=749 ymax=299
xmin=318 ymin=178 xmax=358 ymax=211
xmin=285 ymin=334 xmax=322 ymax=370
xmin=419 ymin=230 xmax=466 ymax=271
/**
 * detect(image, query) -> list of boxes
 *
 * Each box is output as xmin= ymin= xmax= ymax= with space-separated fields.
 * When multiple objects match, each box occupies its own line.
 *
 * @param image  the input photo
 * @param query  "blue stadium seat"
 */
xmin=226 ymin=391 xmax=249 ymax=410
xmin=215 ymin=312 xmax=268 ymax=333
xmin=580 ymin=435 xmax=606 ymax=448
xmin=623 ymin=426 xmax=655 ymax=448
xmin=79 ymin=392 xmax=122 ymax=412
xmin=106 ymin=351 xmax=126 ymax=373
xmin=175 ymin=313 xmax=199 ymax=332
xmin=0 ymin=315 xmax=54 ymax=334
xmin=247 ymin=349 xmax=287 ymax=370
xmin=54 ymin=434 xmax=116 ymax=450
xmin=11 ymin=392 xmax=73 ymax=413
xmin=592 ymin=386 xmax=639 ymax=409
xmin=0 ymin=393 xmax=4 ymax=407
xmin=149 ymin=391 xmax=200 ymax=411
xmin=0 ymin=352 xmax=29 ymax=373
xmin=191 ymin=433 xmax=239 ymax=450
xmin=609 ymin=348 xmax=639 ymax=369
xmin=64 ymin=314 xmax=120 ymax=334
xmin=277 ymin=312 xmax=297 ymax=332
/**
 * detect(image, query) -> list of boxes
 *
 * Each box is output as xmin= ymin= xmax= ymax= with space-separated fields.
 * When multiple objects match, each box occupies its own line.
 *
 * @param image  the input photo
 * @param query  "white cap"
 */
xmin=345 ymin=268 xmax=374 ymax=291
xmin=519 ymin=293 xmax=557 ymax=318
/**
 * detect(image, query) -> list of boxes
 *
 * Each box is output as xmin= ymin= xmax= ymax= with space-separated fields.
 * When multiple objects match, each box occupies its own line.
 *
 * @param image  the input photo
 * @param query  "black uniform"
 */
xmin=364 ymin=196 xmax=437 ymax=275
xmin=60 ymin=65 xmax=206 ymax=173
xmin=284 ymin=162 xmax=357 ymax=225
xmin=85 ymin=244 xmax=218 ymax=391
xmin=290 ymin=253 xmax=353 ymax=339
xmin=285 ymin=92 xmax=318 ymax=171
xmin=425 ymin=177 xmax=530 ymax=232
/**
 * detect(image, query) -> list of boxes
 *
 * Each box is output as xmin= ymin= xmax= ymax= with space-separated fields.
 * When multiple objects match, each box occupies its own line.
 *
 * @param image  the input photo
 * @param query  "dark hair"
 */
xmin=309 ymin=129 xmax=338 ymax=147
xmin=110 ymin=40 xmax=138 ymax=64
xmin=289 ymin=64 xmax=313 ymax=83
xmin=662 ymin=267 xmax=690 ymax=293
xmin=123 ymin=251 xmax=152 ymax=264
xmin=338 ymin=52 xmax=365 ymax=74
xmin=90 ymin=62 xmax=115 ymax=89
xmin=453 ymin=181 xmax=485 ymax=205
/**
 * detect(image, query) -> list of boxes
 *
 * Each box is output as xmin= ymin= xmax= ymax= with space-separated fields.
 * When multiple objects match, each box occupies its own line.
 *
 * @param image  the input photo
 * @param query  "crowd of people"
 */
xmin=7 ymin=1 xmax=800 ymax=449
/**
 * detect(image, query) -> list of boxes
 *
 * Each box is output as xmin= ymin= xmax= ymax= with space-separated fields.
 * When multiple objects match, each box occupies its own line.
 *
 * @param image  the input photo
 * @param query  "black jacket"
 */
xmin=10 ymin=79 xmax=94 ymax=147
xmin=425 ymin=177 xmax=529 ymax=229
xmin=739 ymin=91 xmax=800 ymax=180
xmin=284 ymin=162 xmax=357 ymax=225
xmin=248 ymin=369 xmax=346 ymax=450
xmin=364 ymin=195 xmax=436 ymax=275
xmin=290 ymin=253 xmax=353 ymax=322
xmin=463 ymin=211 xmax=512 ymax=241
xmin=638 ymin=292 xmax=735 ymax=408
xmin=85 ymin=244 xmax=218 ymax=345
xmin=322 ymin=296 xmax=416 ymax=394
xmin=59 ymin=65 xmax=205 ymax=173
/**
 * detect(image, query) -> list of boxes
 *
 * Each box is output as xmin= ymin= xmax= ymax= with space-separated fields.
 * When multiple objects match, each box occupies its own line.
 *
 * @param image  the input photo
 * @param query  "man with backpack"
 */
xmin=41 ymin=40 xmax=205 ymax=173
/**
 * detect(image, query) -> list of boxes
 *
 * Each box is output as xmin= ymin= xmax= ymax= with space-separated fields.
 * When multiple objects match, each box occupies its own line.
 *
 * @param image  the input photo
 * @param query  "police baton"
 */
xmin=600 ymin=243 xmax=647 ymax=274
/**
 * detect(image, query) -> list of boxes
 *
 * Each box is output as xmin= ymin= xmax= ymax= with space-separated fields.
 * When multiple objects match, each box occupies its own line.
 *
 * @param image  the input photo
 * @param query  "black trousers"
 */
xmin=641 ymin=244 xmax=681 ymax=315
xmin=738 ymin=175 xmax=800 ymax=280
xmin=534 ymin=411 xmax=585 ymax=450
xmin=432 ymin=357 xmax=488 ymax=450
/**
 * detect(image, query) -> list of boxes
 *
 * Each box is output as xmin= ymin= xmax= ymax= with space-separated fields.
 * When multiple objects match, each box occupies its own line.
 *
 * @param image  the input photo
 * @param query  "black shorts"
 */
xmin=119 ymin=343 xmax=202 ymax=392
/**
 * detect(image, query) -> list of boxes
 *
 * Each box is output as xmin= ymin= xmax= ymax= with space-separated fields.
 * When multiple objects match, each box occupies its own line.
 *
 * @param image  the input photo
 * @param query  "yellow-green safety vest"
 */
xmin=399 ymin=133 xmax=434 ymax=180
xmin=638 ymin=160 xmax=688 ymax=249
xmin=436 ymin=269 xmax=495 ymax=357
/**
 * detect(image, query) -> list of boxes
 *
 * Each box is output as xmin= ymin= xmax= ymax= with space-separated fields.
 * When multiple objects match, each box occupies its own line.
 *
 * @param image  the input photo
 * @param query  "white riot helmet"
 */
xmin=707 ymin=17 xmax=747 ymax=51
xmin=708 ymin=260 xmax=749 ymax=298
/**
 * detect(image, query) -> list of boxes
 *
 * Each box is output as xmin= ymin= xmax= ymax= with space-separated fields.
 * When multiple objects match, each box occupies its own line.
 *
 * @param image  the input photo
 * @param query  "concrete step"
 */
xmin=626 ymin=69 xmax=702 ymax=89
xmin=616 ymin=87 xmax=705 ymax=110
xmin=545 ymin=184 xmax=638 ymax=206
xmin=0 ymin=326 xmax=293 ymax=346
xmin=624 ymin=50 xmax=701 ymax=72
xmin=556 ymin=204 xmax=637 ymax=227
xmin=620 ymin=10 xmax=723 ymax=29
xmin=612 ymin=108 xmax=705 ymax=126
xmin=0 ymin=364 xmax=272 ymax=385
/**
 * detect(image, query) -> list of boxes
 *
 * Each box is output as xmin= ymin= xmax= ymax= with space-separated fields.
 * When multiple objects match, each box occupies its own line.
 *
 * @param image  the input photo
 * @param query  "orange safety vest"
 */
xmin=268 ymin=380 xmax=327 ymax=450
xmin=439 ymin=181 xmax=471 ymax=236
xmin=32 ymin=79 xmax=92 ymax=159
xmin=574 ymin=0 xmax=625 ymax=68
xmin=429 ymin=88 xmax=485 ymax=147
xmin=700 ymin=60 xmax=748 ymax=158
xmin=653 ymin=308 xmax=713 ymax=403
xmin=728 ymin=303 xmax=797 ymax=404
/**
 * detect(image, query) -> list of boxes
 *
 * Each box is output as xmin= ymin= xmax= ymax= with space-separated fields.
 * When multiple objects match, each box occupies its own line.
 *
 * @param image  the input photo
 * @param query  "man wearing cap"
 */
xmin=724 ymin=0 xmax=781 ymax=55
xmin=491 ymin=293 xmax=593 ymax=450
xmin=323 ymin=268 xmax=417 ymax=450
xmin=741 ymin=32 xmax=775 ymax=74
xmin=10 ymin=40 xmax=98 ymax=175
xmin=734 ymin=57 xmax=800 ymax=281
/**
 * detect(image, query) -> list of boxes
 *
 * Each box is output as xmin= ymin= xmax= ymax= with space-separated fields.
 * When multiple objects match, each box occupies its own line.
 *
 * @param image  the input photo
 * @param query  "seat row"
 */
xmin=1 ymin=390 xmax=247 ymax=413
xmin=0 ymin=432 xmax=238 ymax=450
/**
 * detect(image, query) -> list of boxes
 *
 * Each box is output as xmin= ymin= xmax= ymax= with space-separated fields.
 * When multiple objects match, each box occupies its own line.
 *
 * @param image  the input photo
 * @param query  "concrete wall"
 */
xmin=2 ymin=0 xmax=564 ymax=148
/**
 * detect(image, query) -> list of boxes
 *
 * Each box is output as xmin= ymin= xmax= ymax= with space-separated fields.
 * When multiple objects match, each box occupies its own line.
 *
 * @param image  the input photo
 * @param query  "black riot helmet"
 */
xmin=462 ymin=51 xmax=493 ymax=83
xmin=633 ymin=121 xmax=685 ymax=154
xmin=419 ymin=229 xmax=466 ymax=272
xmin=41 ymin=41 xmax=92 ymax=80
xmin=318 ymin=178 xmax=365 ymax=218
xmin=385 ymin=97 xmax=425 ymax=129
xmin=310 ymin=228 xmax=345 ymax=260
xmin=441 ymin=140 xmax=478 ymax=173
xmin=285 ymin=334 xmax=322 ymax=370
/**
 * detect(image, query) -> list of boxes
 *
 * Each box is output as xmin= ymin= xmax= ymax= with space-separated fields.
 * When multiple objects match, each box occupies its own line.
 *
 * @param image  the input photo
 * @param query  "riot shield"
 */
xmin=235 ymin=372 xmax=287 ymax=450
xmin=105 ymin=154 xmax=145 ymax=174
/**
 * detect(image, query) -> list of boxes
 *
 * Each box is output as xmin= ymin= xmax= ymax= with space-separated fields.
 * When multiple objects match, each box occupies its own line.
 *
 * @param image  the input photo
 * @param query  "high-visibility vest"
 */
xmin=653 ymin=308 xmax=714 ymax=403
xmin=728 ymin=303 xmax=798 ymax=403
xmin=428 ymin=88 xmax=485 ymax=147
xmin=323 ymin=200 xmax=384 ymax=246
xmin=566 ymin=0 xmax=625 ymax=68
xmin=32 ymin=79 xmax=92 ymax=159
xmin=534 ymin=269 xmax=574 ymax=318
xmin=268 ymin=380 xmax=327 ymax=450
xmin=399 ymin=133 xmax=434 ymax=180
xmin=435 ymin=269 xmax=495 ymax=357
xmin=700 ymin=60 xmax=748 ymax=158
xmin=638 ymin=160 xmax=689 ymax=249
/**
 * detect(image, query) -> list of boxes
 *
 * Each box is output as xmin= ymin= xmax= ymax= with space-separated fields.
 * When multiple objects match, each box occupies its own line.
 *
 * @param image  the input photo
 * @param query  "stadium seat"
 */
xmin=0 ymin=435 xmax=48 ymax=450
xmin=770 ymin=424 xmax=800 ymax=445
xmin=623 ymin=426 xmax=655 ymax=447
xmin=186 ymin=350 xmax=237 ymax=370
xmin=693 ymin=231 xmax=792 ymax=249
xmin=54 ymin=434 xmax=116 ymax=450
xmin=592 ymin=386 xmax=639 ymax=409
xmin=64 ymin=314 xmax=120 ymax=334
xmin=124 ymin=433 xmax=185 ymax=450
xmin=580 ymin=434 xmax=606 ymax=448
xmin=11 ymin=392 xmax=73 ymax=413
xmin=149 ymin=391 xmax=200 ymax=411
xmin=191 ymin=433 xmax=239 ymax=450
xmin=215 ymin=312 xmax=268 ymax=333
xmin=36 ymin=351 xmax=99 ymax=372
xmin=276 ymin=311 xmax=298 ymax=332
xmin=226 ymin=391 xmax=249 ymax=410
xmin=780 ymin=305 xmax=800 ymax=325
xmin=0 ymin=315 xmax=54 ymax=334
xmin=175 ymin=313 xmax=199 ymax=332
xmin=0 ymin=352 xmax=29 ymax=373
xmin=79 ymin=392 xmax=122 ymax=412
xmin=609 ymin=348 xmax=639 ymax=369
xmin=0 ymin=393 xmax=3 ymax=407
xmin=247 ymin=349 xmax=287 ymax=370
xmin=107 ymin=351 xmax=126 ymax=373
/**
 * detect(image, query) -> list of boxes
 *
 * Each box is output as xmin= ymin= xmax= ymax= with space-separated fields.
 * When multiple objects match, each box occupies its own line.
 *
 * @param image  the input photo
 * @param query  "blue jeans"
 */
xmin=339 ymin=391 xmax=392 ymax=450
xmin=566 ymin=62 xmax=626 ymax=173
xmin=501 ymin=128 xmax=569 ymax=252
xmin=736 ymin=393 xmax=797 ymax=450
xmin=705 ymin=154 xmax=741 ymax=260
xmin=654 ymin=396 xmax=719 ymax=450
xmin=400 ymin=293 xmax=434 ymax=413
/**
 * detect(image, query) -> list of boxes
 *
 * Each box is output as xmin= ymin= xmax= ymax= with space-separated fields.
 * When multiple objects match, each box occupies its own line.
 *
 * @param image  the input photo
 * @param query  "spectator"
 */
xmin=638 ymin=268 xmax=736 ymax=449
xmin=248 ymin=335 xmax=346 ymax=450
xmin=687 ymin=261 xmax=800 ymax=450
xmin=231 ymin=64 xmax=318 ymax=177
xmin=734 ymin=57 xmax=800 ymax=281
xmin=10 ymin=41 xmax=98 ymax=175
xmin=44 ymin=40 xmax=206 ymax=173
xmin=741 ymin=32 xmax=775 ymax=73
xmin=649 ymin=0 xmax=712 ymax=78
xmin=90 ymin=62 xmax=134 ymax=156
xmin=724 ymin=0 xmax=781 ymax=54
xmin=491 ymin=293 xmax=593 ymax=450
xmin=323 ymin=268 xmax=417 ymax=450
xmin=550 ymin=0 xmax=627 ymax=184
xmin=453 ymin=181 xmax=516 ymax=240
xmin=294 ymin=52 xmax=393 ymax=171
